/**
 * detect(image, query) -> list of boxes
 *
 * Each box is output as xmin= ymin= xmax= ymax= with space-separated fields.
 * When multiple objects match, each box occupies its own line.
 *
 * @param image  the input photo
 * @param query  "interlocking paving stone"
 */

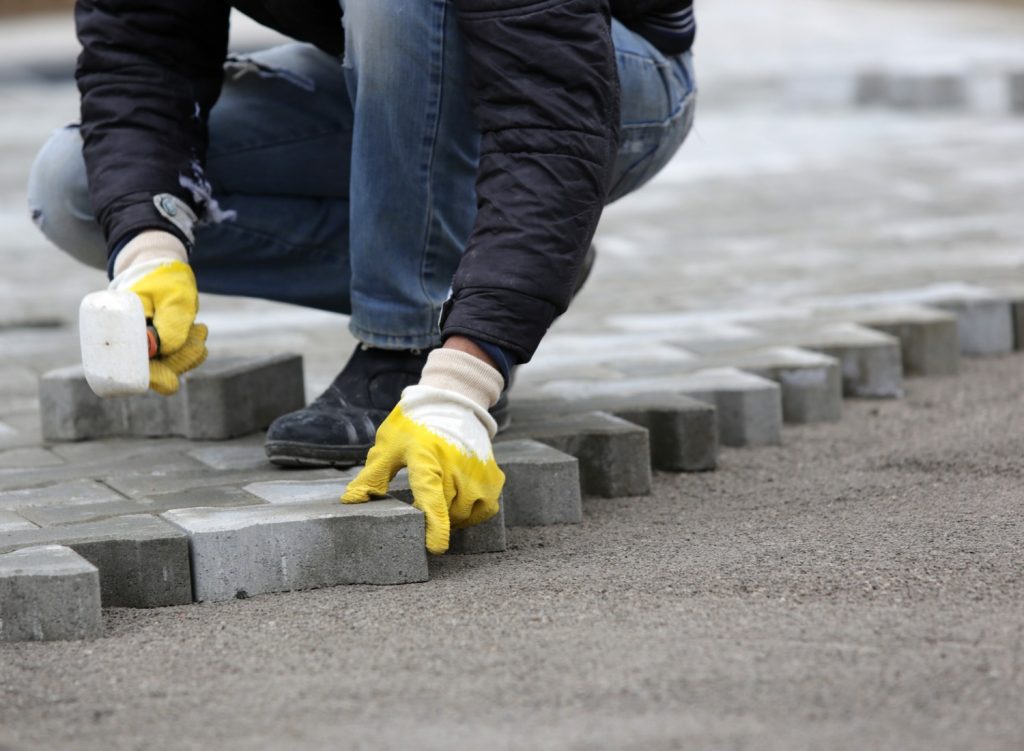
xmin=0 ymin=545 xmax=102 ymax=642
xmin=0 ymin=479 xmax=125 ymax=511
xmin=525 ymin=369 xmax=782 ymax=448
xmin=0 ymin=446 xmax=65 ymax=470
xmin=511 ymin=393 xmax=718 ymax=472
xmin=183 ymin=354 xmax=305 ymax=440
xmin=39 ymin=354 xmax=306 ymax=442
xmin=0 ymin=514 xmax=192 ymax=608
xmin=855 ymin=70 xmax=968 ymax=110
xmin=931 ymin=298 xmax=1015 ymax=357
xmin=187 ymin=443 xmax=273 ymax=471
xmin=243 ymin=477 xmax=354 ymax=505
xmin=447 ymin=503 xmax=507 ymax=554
xmin=0 ymin=451 xmax=205 ymax=493
xmin=729 ymin=323 xmax=903 ymax=399
xmin=0 ymin=510 xmax=37 ymax=532
xmin=104 ymin=466 xmax=343 ymax=500
xmin=1010 ymin=70 xmax=1024 ymax=113
xmin=497 ymin=412 xmax=651 ymax=498
xmin=840 ymin=306 xmax=960 ymax=376
xmin=162 ymin=499 xmax=428 ymax=602
xmin=493 ymin=440 xmax=582 ymax=527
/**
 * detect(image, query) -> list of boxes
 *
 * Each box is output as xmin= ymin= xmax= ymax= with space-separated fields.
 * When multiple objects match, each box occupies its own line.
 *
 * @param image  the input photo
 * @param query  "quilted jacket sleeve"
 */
xmin=75 ymin=0 xmax=230 ymax=253
xmin=443 ymin=0 xmax=620 ymax=363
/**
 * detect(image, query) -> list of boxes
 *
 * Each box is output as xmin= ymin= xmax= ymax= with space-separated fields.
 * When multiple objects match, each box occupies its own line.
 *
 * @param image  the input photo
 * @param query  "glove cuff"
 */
xmin=112 ymin=230 xmax=188 ymax=277
xmin=419 ymin=348 xmax=503 ymax=410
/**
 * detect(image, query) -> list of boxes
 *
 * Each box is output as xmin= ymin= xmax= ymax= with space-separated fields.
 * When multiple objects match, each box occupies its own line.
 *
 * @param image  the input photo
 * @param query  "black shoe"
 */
xmin=265 ymin=345 xmax=429 ymax=468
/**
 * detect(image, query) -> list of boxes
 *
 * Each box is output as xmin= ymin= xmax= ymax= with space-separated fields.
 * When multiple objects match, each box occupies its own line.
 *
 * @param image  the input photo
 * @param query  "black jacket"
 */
xmin=75 ymin=0 xmax=694 ymax=362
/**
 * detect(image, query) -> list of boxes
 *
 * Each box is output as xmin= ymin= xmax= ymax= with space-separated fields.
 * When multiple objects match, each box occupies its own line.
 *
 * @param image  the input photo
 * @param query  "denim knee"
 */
xmin=339 ymin=0 xmax=434 ymax=80
xmin=27 ymin=125 xmax=107 ymax=271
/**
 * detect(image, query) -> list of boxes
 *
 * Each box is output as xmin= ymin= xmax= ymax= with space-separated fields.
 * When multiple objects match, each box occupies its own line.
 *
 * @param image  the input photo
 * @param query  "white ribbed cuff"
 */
xmin=112 ymin=230 xmax=188 ymax=277
xmin=418 ymin=348 xmax=503 ymax=409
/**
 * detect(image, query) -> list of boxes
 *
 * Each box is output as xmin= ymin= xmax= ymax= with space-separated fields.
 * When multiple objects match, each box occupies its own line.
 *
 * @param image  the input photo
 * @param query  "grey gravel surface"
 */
xmin=2 ymin=354 xmax=1023 ymax=750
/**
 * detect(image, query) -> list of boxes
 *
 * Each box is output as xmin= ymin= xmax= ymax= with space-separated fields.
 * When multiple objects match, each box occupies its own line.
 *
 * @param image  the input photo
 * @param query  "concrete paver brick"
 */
xmin=493 ymin=440 xmax=582 ymax=527
xmin=0 ymin=545 xmax=102 ymax=642
xmin=0 ymin=514 xmax=192 ymax=607
xmin=931 ymin=299 xmax=1015 ymax=356
xmin=1010 ymin=70 xmax=1024 ymax=113
xmin=528 ymin=369 xmax=782 ymax=448
xmin=0 ymin=510 xmax=38 ymax=532
xmin=448 ymin=502 xmax=507 ymax=555
xmin=162 ymin=499 xmax=428 ymax=602
xmin=511 ymin=393 xmax=718 ymax=472
xmin=187 ymin=443 xmax=273 ymax=471
xmin=0 ymin=446 xmax=65 ymax=469
xmin=497 ymin=411 xmax=651 ymax=498
xmin=182 ymin=354 xmax=305 ymax=440
xmin=0 ymin=479 xmax=125 ymax=510
xmin=104 ymin=466 xmax=342 ymax=499
xmin=243 ymin=478 xmax=354 ymax=505
xmin=38 ymin=354 xmax=306 ymax=442
xmin=842 ymin=306 xmax=960 ymax=376
xmin=855 ymin=70 xmax=968 ymax=110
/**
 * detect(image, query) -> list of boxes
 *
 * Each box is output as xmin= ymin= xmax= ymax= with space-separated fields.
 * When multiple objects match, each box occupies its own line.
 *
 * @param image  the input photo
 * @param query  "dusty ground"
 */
xmin=2 ymin=353 xmax=1022 ymax=751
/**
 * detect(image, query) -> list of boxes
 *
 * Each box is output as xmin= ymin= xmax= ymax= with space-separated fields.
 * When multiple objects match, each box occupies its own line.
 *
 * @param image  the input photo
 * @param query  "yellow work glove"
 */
xmin=109 ymin=230 xmax=207 ymax=395
xmin=342 ymin=348 xmax=505 ymax=554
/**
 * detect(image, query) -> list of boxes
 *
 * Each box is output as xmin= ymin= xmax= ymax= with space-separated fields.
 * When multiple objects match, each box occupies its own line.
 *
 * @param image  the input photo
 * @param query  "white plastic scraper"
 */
xmin=79 ymin=290 xmax=157 ymax=397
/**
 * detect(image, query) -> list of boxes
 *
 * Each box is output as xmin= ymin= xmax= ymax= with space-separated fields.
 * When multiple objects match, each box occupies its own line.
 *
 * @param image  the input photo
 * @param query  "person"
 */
xmin=28 ymin=0 xmax=697 ymax=553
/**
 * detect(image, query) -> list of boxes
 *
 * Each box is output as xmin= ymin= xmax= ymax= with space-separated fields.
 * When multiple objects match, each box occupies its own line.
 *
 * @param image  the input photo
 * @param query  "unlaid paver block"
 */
xmin=930 ymin=298 xmax=1015 ymax=356
xmin=493 ymin=441 xmax=582 ymax=526
xmin=497 ymin=411 xmax=651 ymax=498
xmin=0 ymin=514 xmax=192 ymax=608
xmin=39 ymin=354 xmax=305 ymax=442
xmin=512 ymin=393 xmax=717 ymax=472
xmin=528 ymin=369 xmax=782 ymax=448
xmin=243 ymin=478 xmax=354 ymax=505
xmin=448 ymin=502 xmax=507 ymax=555
xmin=0 ymin=546 xmax=102 ymax=642
xmin=1009 ymin=71 xmax=1024 ymax=113
xmin=1012 ymin=299 xmax=1024 ymax=352
xmin=183 ymin=355 xmax=305 ymax=440
xmin=845 ymin=306 xmax=960 ymax=376
xmin=162 ymin=499 xmax=428 ymax=602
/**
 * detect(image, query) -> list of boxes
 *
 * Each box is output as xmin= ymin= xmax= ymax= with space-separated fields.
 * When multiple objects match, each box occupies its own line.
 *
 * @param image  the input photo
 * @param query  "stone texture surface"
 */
xmin=498 ymin=411 xmax=652 ymax=498
xmin=845 ymin=306 xmax=961 ymax=377
xmin=932 ymin=298 xmax=1015 ymax=356
xmin=0 ymin=510 xmax=37 ymax=532
xmin=39 ymin=354 xmax=305 ymax=442
xmin=0 ymin=514 xmax=192 ymax=607
xmin=0 ymin=545 xmax=102 ymax=642
xmin=493 ymin=440 xmax=582 ymax=527
xmin=162 ymin=499 xmax=428 ymax=602
xmin=512 ymin=393 xmax=717 ymax=473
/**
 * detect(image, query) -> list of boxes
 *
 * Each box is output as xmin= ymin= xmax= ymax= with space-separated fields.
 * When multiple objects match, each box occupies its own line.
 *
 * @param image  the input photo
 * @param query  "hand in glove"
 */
xmin=109 ymin=231 xmax=207 ymax=395
xmin=342 ymin=347 xmax=505 ymax=554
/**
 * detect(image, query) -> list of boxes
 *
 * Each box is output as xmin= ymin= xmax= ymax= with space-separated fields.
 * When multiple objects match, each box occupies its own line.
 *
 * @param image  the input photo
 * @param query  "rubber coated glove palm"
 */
xmin=342 ymin=348 xmax=505 ymax=554
xmin=109 ymin=231 xmax=207 ymax=395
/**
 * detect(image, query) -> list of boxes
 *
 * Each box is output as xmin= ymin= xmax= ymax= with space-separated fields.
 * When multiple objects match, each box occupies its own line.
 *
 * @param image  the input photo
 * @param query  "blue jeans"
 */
xmin=28 ymin=1 xmax=696 ymax=350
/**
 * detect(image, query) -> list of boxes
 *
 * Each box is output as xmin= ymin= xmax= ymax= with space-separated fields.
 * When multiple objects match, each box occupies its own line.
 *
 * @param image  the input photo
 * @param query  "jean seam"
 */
xmin=206 ymin=127 xmax=350 ymax=160
xmin=418 ymin=0 xmax=448 ymax=312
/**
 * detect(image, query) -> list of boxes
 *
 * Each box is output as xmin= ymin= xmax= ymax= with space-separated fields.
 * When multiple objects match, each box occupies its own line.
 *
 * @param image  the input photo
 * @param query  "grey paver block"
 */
xmin=0 ymin=510 xmax=37 ymax=532
xmin=243 ymin=477 xmax=354 ymax=505
xmin=512 ymin=393 xmax=718 ymax=472
xmin=187 ymin=443 xmax=272 ymax=471
xmin=0 ymin=479 xmax=126 ymax=511
xmin=0 ymin=447 xmax=64 ymax=470
xmin=1009 ymin=70 xmax=1024 ymax=113
xmin=843 ymin=306 xmax=960 ymax=376
xmin=39 ymin=354 xmax=305 ymax=442
xmin=498 ymin=411 xmax=651 ymax=498
xmin=931 ymin=299 xmax=1015 ymax=356
xmin=493 ymin=440 xmax=582 ymax=526
xmin=162 ymin=499 xmax=427 ymax=602
xmin=0 ymin=514 xmax=192 ymax=608
xmin=856 ymin=70 xmax=967 ymax=110
xmin=448 ymin=502 xmax=507 ymax=555
xmin=103 ymin=466 xmax=342 ymax=499
xmin=1013 ymin=300 xmax=1024 ymax=352
xmin=527 ymin=369 xmax=782 ymax=448
xmin=183 ymin=354 xmax=305 ymax=440
xmin=0 ymin=545 xmax=102 ymax=642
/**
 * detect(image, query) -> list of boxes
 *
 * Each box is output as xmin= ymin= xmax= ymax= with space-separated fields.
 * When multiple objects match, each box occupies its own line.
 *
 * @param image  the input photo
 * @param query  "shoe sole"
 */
xmin=264 ymin=440 xmax=372 ymax=469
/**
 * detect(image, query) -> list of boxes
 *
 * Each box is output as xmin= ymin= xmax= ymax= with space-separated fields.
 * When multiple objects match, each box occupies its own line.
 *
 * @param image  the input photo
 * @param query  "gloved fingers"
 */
xmin=408 ymin=461 xmax=451 ymax=555
xmin=160 ymin=323 xmax=208 ymax=376
xmin=341 ymin=441 xmax=402 ymax=504
xmin=137 ymin=263 xmax=199 ymax=355
xmin=448 ymin=459 xmax=504 ymax=529
xmin=148 ymin=359 xmax=182 ymax=396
